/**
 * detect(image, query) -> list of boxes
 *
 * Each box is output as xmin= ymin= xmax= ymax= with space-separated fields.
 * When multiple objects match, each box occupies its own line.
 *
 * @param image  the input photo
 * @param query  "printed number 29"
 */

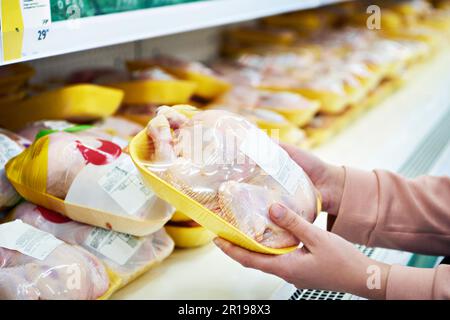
xmin=38 ymin=29 xmax=49 ymax=40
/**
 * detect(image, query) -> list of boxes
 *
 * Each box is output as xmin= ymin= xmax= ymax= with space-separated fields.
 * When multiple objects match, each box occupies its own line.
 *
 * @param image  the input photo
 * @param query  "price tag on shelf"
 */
xmin=22 ymin=0 xmax=52 ymax=28
xmin=1 ymin=0 xmax=51 ymax=62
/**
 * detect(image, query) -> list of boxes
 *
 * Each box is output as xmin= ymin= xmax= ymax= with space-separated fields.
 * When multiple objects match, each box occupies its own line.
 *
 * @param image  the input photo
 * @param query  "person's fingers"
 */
xmin=269 ymin=203 xmax=322 ymax=249
xmin=280 ymin=143 xmax=324 ymax=180
xmin=213 ymin=238 xmax=282 ymax=274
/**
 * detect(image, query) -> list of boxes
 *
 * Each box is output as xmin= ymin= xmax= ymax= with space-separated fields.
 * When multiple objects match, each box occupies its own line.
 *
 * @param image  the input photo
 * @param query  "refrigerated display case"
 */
xmin=0 ymin=0 xmax=449 ymax=300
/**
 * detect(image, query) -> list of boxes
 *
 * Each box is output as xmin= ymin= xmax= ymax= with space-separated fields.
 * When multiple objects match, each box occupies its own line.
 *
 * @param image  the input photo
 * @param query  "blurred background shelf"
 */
xmin=0 ymin=0 xmax=349 ymax=66
xmin=112 ymin=47 xmax=450 ymax=299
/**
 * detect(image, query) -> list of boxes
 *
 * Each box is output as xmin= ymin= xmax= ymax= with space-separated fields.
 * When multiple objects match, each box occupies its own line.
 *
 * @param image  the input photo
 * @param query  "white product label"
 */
xmin=19 ymin=0 xmax=52 ymax=59
xmin=66 ymin=154 xmax=155 ymax=217
xmin=84 ymin=228 xmax=143 ymax=265
xmin=98 ymin=156 xmax=154 ymax=215
xmin=0 ymin=134 xmax=23 ymax=167
xmin=0 ymin=220 xmax=63 ymax=260
xmin=22 ymin=0 xmax=51 ymax=28
xmin=239 ymin=128 xmax=310 ymax=195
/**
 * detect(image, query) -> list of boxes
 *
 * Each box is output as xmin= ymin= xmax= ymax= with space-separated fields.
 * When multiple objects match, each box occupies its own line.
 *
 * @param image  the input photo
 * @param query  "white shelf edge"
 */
xmin=0 ymin=0 xmax=350 ymax=66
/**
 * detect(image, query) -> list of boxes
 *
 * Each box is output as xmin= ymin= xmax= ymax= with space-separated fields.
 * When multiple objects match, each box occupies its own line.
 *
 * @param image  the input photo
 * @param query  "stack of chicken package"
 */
xmin=1 ymin=123 xmax=175 ymax=299
xmin=0 ymin=129 xmax=30 ymax=213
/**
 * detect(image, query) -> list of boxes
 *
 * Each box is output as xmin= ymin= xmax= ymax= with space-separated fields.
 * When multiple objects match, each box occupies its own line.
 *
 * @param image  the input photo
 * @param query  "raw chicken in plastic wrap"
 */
xmin=144 ymin=106 xmax=320 ymax=248
xmin=0 ymin=220 xmax=109 ymax=300
xmin=6 ymin=129 xmax=174 ymax=236
xmin=0 ymin=129 xmax=29 ymax=211
xmin=17 ymin=120 xmax=101 ymax=142
xmin=12 ymin=202 xmax=174 ymax=286
xmin=18 ymin=118 xmax=143 ymax=142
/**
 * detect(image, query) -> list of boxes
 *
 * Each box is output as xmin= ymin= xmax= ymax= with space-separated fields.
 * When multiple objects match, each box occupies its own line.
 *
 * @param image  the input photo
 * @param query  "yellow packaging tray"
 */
xmin=165 ymin=224 xmax=215 ymax=248
xmin=127 ymin=61 xmax=230 ymax=100
xmin=0 ymin=63 xmax=35 ymax=88
xmin=0 ymin=84 xmax=123 ymax=130
xmin=224 ymin=27 xmax=297 ymax=46
xmin=5 ymin=135 xmax=169 ymax=236
xmin=130 ymin=129 xmax=320 ymax=255
xmin=171 ymin=211 xmax=192 ymax=222
xmin=261 ymin=86 xmax=351 ymax=115
xmin=110 ymin=80 xmax=197 ymax=105
xmin=182 ymin=72 xmax=230 ymax=100
xmin=261 ymin=100 xmax=320 ymax=127
xmin=262 ymin=11 xmax=336 ymax=33
xmin=97 ymin=268 xmax=122 ymax=300
xmin=0 ymin=90 xmax=26 ymax=106
xmin=256 ymin=119 xmax=308 ymax=147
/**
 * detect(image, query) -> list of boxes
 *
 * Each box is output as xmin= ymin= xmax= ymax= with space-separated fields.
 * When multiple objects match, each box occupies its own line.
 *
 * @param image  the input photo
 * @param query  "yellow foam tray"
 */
xmin=110 ymin=80 xmax=197 ymax=105
xmin=165 ymin=224 xmax=215 ymax=248
xmin=127 ymin=61 xmax=230 ymax=100
xmin=0 ymin=84 xmax=123 ymax=130
xmin=130 ymin=128 xmax=321 ymax=255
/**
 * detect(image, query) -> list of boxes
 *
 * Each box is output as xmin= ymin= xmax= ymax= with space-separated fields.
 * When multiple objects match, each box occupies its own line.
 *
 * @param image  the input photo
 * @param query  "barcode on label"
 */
xmin=84 ymin=228 xmax=143 ymax=265
xmin=0 ymin=220 xmax=63 ymax=261
xmin=98 ymin=156 xmax=154 ymax=215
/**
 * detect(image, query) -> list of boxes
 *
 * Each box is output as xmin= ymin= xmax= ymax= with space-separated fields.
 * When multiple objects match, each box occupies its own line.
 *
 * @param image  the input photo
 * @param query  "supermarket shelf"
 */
xmin=112 ymin=48 xmax=450 ymax=300
xmin=0 ymin=0 xmax=348 ymax=66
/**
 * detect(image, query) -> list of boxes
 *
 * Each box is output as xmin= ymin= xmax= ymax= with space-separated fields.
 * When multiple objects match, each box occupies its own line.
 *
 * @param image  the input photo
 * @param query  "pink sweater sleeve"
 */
xmin=330 ymin=167 xmax=450 ymax=299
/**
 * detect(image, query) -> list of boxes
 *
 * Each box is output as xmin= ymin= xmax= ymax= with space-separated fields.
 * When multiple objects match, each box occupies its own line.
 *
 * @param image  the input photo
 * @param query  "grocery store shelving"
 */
xmin=112 ymin=47 xmax=450 ymax=300
xmin=0 ymin=0 xmax=348 ymax=66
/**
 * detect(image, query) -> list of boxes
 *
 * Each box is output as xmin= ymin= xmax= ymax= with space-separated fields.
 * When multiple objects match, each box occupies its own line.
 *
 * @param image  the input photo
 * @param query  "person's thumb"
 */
xmin=269 ymin=203 xmax=321 ymax=249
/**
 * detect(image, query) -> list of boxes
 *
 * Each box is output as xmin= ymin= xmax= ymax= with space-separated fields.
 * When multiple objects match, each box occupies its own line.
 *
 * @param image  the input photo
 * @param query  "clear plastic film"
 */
xmin=18 ymin=118 xmax=143 ymax=142
xmin=138 ymin=105 xmax=320 ymax=250
xmin=0 ymin=220 xmax=109 ymax=300
xmin=209 ymin=86 xmax=319 ymax=128
xmin=0 ymin=129 xmax=30 ymax=210
xmin=6 ymin=129 xmax=174 ymax=236
xmin=11 ymin=202 xmax=174 ymax=287
xmin=127 ymin=55 xmax=230 ymax=100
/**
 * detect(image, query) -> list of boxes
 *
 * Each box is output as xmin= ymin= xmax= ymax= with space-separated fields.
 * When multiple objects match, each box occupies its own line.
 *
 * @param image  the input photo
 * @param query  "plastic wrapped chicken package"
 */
xmin=0 ymin=129 xmax=30 ymax=211
xmin=18 ymin=118 xmax=143 ymax=142
xmin=127 ymin=55 xmax=230 ymax=100
xmin=130 ymin=105 xmax=321 ymax=254
xmin=0 ymin=219 xmax=111 ymax=300
xmin=10 ymin=202 xmax=174 ymax=287
xmin=5 ymin=128 xmax=174 ymax=236
xmin=208 ymin=87 xmax=311 ymax=147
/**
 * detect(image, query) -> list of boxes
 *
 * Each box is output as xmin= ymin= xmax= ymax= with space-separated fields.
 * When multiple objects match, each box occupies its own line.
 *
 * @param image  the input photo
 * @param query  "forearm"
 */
xmin=340 ymin=257 xmax=390 ymax=300
xmin=329 ymin=167 xmax=450 ymax=256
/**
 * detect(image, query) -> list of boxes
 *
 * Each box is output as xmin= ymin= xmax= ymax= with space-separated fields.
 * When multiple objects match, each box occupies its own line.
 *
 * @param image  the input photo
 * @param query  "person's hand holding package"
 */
xmin=215 ymin=145 xmax=450 ymax=300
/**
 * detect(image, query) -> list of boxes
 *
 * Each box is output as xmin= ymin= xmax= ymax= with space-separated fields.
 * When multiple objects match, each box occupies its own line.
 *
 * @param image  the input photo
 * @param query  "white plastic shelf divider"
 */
xmin=112 ymin=48 xmax=450 ymax=300
xmin=0 ymin=0 xmax=350 ymax=66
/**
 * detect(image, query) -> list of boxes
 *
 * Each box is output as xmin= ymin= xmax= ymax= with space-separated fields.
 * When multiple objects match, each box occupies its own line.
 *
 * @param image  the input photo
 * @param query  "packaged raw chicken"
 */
xmin=127 ymin=56 xmax=230 ymax=100
xmin=209 ymin=87 xmax=310 ymax=147
xmin=6 ymin=129 xmax=174 ymax=236
xmin=18 ymin=118 xmax=143 ymax=142
xmin=68 ymin=66 xmax=197 ymax=105
xmin=17 ymin=120 xmax=99 ymax=142
xmin=211 ymin=86 xmax=320 ymax=126
xmin=10 ymin=202 xmax=174 ymax=287
xmin=130 ymin=105 xmax=321 ymax=254
xmin=117 ymin=103 xmax=162 ymax=126
xmin=94 ymin=116 xmax=144 ymax=141
xmin=0 ymin=129 xmax=30 ymax=211
xmin=0 ymin=219 xmax=111 ymax=300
